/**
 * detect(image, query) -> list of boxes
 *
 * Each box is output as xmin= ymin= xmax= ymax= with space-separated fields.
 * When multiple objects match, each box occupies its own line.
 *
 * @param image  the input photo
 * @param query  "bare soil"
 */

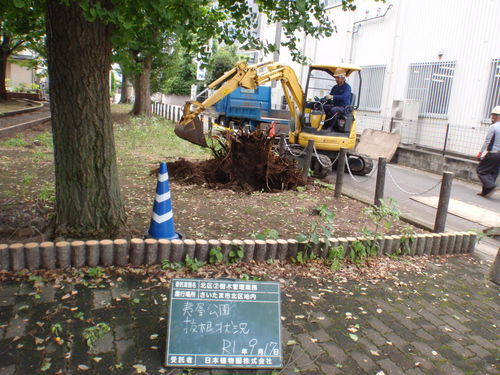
xmin=0 ymin=107 xmax=425 ymax=244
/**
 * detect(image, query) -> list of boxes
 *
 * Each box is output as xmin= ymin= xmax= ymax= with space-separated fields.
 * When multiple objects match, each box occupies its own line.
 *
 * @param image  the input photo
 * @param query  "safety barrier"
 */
xmin=151 ymin=101 xmax=215 ymax=130
xmin=0 ymin=231 xmax=477 ymax=271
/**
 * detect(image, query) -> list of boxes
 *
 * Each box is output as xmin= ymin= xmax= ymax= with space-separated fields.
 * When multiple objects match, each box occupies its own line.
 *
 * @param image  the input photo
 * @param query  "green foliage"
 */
xmin=74 ymin=311 xmax=85 ymax=320
xmin=348 ymin=240 xmax=370 ymax=265
xmin=209 ymin=247 xmax=224 ymax=264
xmin=2 ymin=135 xmax=28 ymax=147
xmin=83 ymin=322 xmax=111 ymax=349
xmin=240 ymin=273 xmax=260 ymax=281
xmin=0 ymin=0 xmax=45 ymax=97
xmin=21 ymin=173 xmax=35 ymax=186
xmin=228 ymin=246 xmax=244 ymax=264
xmin=252 ymin=228 xmax=280 ymax=240
xmin=325 ymin=245 xmax=345 ymax=270
xmin=297 ymin=204 xmax=336 ymax=249
xmin=11 ymin=82 xmax=39 ymax=93
xmin=314 ymin=180 xmax=335 ymax=191
xmin=86 ymin=266 xmax=105 ymax=279
xmin=362 ymin=198 xmax=401 ymax=233
xmin=34 ymin=131 xmax=53 ymax=149
xmin=114 ymin=115 xmax=210 ymax=160
xmin=37 ymin=183 xmax=55 ymax=202
xmin=184 ymin=255 xmax=205 ymax=272
xmin=110 ymin=71 xmax=117 ymax=95
xmin=204 ymin=45 xmax=245 ymax=85
xmin=51 ymin=323 xmax=62 ymax=337
xmin=399 ymin=225 xmax=416 ymax=255
xmin=161 ymin=259 xmax=183 ymax=270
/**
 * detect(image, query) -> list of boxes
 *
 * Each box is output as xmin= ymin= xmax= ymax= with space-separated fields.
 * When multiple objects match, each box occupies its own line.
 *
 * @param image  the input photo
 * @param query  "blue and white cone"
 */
xmin=147 ymin=162 xmax=179 ymax=239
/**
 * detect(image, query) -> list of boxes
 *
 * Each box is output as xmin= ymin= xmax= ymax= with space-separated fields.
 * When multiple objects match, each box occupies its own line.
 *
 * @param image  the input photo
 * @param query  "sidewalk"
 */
xmin=0 ymin=256 xmax=498 ymax=374
xmin=329 ymin=163 xmax=500 ymax=261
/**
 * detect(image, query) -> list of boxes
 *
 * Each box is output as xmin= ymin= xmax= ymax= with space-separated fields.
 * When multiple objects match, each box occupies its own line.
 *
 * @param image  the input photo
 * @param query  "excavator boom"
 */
xmin=175 ymin=61 xmax=304 ymax=147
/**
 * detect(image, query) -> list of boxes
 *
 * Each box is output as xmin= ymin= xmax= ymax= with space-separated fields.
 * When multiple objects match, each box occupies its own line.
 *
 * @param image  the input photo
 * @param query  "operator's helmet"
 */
xmin=491 ymin=106 xmax=500 ymax=115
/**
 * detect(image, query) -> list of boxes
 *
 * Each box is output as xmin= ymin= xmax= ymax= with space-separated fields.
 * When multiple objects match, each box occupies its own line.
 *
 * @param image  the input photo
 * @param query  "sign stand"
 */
xmin=166 ymin=278 xmax=282 ymax=369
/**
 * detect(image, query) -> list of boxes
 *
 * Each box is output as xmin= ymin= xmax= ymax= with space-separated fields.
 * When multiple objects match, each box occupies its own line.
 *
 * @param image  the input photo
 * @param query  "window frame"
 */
xmin=350 ymin=64 xmax=386 ymax=112
xmin=405 ymin=61 xmax=456 ymax=118
xmin=483 ymin=58 xmax=500 ymax=120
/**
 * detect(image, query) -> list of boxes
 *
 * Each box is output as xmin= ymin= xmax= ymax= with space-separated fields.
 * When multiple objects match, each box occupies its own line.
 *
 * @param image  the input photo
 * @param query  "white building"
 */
xmin=257 ymin=0 xmax=500 ymax=156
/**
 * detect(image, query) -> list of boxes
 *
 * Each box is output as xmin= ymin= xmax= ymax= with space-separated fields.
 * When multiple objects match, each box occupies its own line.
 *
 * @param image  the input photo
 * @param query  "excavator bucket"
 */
xmin=174 ymin=116 xmax=208 ymax=148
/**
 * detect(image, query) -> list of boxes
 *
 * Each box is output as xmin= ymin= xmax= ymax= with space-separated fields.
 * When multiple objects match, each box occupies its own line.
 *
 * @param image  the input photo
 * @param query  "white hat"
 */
xmin=334 ymin=70 xmax=346 ymax=78
xmin=491 ymin=106 xmax=500 ymax=115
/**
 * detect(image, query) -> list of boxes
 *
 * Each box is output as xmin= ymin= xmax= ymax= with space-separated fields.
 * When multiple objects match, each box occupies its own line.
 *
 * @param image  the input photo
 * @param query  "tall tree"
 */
xmin=0 ymin=1 xmax=44 ymax=99
xmin=46 ymin=0 xmax=126 ymax=238
xmin=41 ymin=0 xmax=359 ymax=238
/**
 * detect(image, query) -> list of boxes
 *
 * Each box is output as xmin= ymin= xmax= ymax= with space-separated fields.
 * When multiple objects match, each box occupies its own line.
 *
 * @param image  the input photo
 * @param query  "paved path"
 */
xmin=0 ymin=256 xmax=498 ymax=374
xmin=328 ymin=163 xmax=500 ymax=261
xmin=0 ymin=105 xmax=50 ymax=130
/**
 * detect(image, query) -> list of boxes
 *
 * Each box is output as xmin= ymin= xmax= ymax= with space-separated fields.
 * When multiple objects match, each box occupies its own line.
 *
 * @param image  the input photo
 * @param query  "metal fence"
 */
xmin=356 ymin=112 xmax=489 ymax=157
xmin=152 ymin=101 xmax=489 ymax=157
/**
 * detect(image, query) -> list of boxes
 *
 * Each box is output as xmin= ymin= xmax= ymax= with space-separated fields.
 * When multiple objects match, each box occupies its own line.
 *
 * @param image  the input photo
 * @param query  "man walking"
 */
xmin=477 ymin=106 xmax=500 ymax=197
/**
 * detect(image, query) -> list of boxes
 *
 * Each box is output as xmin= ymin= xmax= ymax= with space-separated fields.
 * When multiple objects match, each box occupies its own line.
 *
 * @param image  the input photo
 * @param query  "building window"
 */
xmin=350 ymin=65 xmax=386 ymax=112
xmin=406 ymin=61 xmax=456 ymax=117
xmin=323 ymin=0 xmax=342 ymax=9
xmin=483 ymin=59 xmax=500 ymax=119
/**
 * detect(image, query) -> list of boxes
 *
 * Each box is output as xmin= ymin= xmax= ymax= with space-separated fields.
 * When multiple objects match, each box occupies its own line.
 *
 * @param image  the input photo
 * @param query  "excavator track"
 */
xmin=346 ymin=154 xmax=373 ymax=176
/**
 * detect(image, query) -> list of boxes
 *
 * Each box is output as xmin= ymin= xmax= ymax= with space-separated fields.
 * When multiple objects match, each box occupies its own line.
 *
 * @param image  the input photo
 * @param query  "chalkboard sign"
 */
xmin=165 ymin=278 xmax=282 ymax=369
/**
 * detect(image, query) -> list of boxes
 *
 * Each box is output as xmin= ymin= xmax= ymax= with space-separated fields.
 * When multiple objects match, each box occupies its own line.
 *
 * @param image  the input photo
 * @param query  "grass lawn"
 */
xmin=0 ymin=104 xmax=422 ymax=244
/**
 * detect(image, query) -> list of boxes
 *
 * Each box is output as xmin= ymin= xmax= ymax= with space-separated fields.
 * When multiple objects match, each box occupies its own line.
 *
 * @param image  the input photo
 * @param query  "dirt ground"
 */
xmin=0 ymin=108 xmax=425 ymax=244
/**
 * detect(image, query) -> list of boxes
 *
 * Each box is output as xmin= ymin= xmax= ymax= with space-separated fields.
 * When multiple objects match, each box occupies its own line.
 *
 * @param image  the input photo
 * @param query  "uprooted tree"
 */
xmin=168 ymin=130 xmax=307 ymax=192
xmin=27 ymin=0 xmax=366 ymax=238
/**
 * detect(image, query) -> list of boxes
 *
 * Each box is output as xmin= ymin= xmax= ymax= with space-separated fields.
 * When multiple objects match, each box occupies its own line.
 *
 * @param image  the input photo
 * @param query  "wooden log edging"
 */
xmin=0 ymin=231 xmax=478 ymax=271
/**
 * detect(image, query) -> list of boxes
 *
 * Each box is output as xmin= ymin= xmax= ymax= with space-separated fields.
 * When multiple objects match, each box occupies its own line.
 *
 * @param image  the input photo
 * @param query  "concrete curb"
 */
xmin=0 ymin=231 xmax=477 ymax=271
xmin=0 ymin=100 xmax=44 ymax=116
xmin=0 ymin=116 xmax=51 ymax=137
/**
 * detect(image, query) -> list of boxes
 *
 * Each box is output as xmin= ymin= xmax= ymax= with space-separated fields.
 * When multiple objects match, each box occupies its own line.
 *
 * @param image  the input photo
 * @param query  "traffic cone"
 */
xmin=147 ymin=162 xmax=180 ymax=239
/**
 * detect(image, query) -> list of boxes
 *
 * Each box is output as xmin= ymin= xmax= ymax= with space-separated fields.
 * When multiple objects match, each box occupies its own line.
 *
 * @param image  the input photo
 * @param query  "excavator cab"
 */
xmin=296 ymin=65 xmax=361 ymax=149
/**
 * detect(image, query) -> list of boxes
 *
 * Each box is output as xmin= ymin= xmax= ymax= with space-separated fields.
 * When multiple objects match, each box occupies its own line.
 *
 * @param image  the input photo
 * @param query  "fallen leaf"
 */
xmin=376 ymin=308 xmax=383 ymax=314
xmin=295 ymin=315 xmax=305 ymax=319
xmin=287 ymin=340 xmax=297 ymax=346
xmin=370 ymin=350 xmax=380 ymax=356
xmin=78 ymin=364 xmax=90 ymax=371
xmin=348 ymin=333 xmax=358 ymax=341
xmin=133 ymin=364 xmax=147 ymax=373
xmin=431 ymin=350 xmax=438 ymax=356
xmin=150 ymin=334 xmax=159 ymax=340
xmin=92 ymin=357 xmax=102 ymax=363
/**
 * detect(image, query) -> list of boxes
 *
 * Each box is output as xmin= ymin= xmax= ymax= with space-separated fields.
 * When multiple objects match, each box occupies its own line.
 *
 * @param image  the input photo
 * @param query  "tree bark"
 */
xmin=131 ymin=55 xmax=152 ymax=116
xmin=46 ymin=0 xmax=127 ymax=239
xmin=119 ymin=67 xmax=132 ymax=104
xmin=0 ymin=35 xmax=12 ymax=100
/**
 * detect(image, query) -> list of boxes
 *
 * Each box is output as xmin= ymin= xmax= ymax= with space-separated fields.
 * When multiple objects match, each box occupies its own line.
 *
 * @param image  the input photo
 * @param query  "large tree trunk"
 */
xmin=131 ymin=56 xmax=152 ymax=116
xmin=46 ymin=0 xmax=127 ymax=239
xmin=0 ymin=55 xmax=7 ymax=100
xmin=119 ymin=68 xmax=132 ymax=104
xmin=0 ymin=36 xmax=11 ymax=100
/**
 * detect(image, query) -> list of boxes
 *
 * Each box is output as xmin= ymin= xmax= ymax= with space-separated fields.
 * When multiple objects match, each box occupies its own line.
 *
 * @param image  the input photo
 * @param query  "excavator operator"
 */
xmin=323 ymin=70 xmax=352 ymax=129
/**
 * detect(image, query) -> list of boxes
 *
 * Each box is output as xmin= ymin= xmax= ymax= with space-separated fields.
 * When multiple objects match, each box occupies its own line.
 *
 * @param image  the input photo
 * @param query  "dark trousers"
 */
xmin=323 ymin=105 xmax=345 ymax=120
xmin=477 ymin=152 xmax=500 ymax=191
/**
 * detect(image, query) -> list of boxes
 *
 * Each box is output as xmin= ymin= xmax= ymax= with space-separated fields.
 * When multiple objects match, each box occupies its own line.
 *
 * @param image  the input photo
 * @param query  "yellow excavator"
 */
xmin=175 ymin=60 xmax=373 ymax=176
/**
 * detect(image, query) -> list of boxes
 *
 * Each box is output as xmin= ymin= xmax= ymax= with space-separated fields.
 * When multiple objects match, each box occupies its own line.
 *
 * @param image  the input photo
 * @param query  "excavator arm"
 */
xmin=175 ymin=61 xmax=304 ymax=147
